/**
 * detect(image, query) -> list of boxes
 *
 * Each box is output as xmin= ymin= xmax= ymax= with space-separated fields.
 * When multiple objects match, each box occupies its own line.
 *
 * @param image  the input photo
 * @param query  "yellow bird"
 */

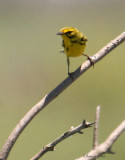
xmin=57 ymin=27 xmax=93 ymax=76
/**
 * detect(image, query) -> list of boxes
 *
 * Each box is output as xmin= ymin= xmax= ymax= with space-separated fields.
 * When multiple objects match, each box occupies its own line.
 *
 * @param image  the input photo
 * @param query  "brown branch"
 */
xmin=30 ymin=120 xmax=95 ymax=160
xmin=76 ymin=120 xmax=125 ymax=160
xmin=0 ymin=32 xmax=125 ymax=160
xmin=93 ymin=106 xmax=101 ymax=149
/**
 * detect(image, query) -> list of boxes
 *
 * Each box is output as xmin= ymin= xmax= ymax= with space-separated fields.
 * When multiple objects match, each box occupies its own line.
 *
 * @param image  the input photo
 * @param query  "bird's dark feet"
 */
xmin=82 ymin=54 xmax=95 ymax=67
xmin=68 ymin=72 xmax=74 ymax=79
xmin=87 ymin=56 xmax=95 ymax=67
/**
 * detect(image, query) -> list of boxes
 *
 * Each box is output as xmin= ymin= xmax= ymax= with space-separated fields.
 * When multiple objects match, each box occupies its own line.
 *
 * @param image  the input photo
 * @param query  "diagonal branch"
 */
xmin=0 ymin=32 xmax=125 ymax=160
xmin=76 ymin=120 xmax=125 ymax=160
xmin=30 ymin=120 xmax=95 ymax=160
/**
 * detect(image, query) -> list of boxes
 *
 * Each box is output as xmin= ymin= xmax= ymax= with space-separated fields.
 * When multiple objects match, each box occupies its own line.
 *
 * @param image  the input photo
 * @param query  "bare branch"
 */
xmin=76 ymin=120 xmax=125 ymax=160
xmin=30 ymin=120 xmax=95 ymax=160
xmin=93 ymin=106 xmax=101 ymax=149
xmin=0 ymin=32 xmax=125 ymax=160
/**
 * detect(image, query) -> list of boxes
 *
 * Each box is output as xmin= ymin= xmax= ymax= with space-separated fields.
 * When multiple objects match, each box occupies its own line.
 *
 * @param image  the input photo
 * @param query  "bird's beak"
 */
xmin=56 ymin=32 xmax=64 ymax=35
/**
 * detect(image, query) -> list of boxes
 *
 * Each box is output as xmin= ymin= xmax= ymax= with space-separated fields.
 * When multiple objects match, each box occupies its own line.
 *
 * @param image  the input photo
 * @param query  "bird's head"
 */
xmin=57 ymin=27 xmax=87 ymax=42
xmin=57 ymin=27 xmax=78 ymax=39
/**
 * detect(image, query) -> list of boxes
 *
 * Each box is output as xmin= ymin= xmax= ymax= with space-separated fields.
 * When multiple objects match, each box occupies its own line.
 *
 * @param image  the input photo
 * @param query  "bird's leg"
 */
xmin=67 ymin=57 xmax=70 ymax=75
xmin=67 ymin=57 xmax=74 ymax=79
xmin=82 ymin=53 xmax=95 ymax=67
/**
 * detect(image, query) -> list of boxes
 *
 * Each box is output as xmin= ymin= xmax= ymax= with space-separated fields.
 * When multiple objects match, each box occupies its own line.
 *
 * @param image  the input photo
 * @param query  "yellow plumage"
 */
xmin=57 ymin=27 xmax=91 ymax=76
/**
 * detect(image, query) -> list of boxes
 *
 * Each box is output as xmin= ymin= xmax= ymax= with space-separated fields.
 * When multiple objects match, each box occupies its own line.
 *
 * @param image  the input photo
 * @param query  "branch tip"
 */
xmin=84 ymin=121 xmax=95 ymax=128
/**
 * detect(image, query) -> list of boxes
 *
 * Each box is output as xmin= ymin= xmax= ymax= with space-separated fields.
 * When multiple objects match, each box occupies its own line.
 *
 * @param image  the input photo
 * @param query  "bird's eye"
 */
xmin=66 ymin=31 xmax=72 ymax=34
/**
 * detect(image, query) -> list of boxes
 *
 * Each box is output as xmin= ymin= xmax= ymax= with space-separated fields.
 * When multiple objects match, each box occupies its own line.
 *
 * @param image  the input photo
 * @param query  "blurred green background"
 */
xmin=0 ymin=0 xmax=125 ymax=160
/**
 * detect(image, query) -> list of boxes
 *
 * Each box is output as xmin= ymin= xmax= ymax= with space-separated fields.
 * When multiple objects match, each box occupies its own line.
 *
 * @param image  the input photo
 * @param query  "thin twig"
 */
xmin=76 ymin=120 xmax=125 ymax=160
xmin=30 ymin=120 xmax=95 ymax=160
xmin=93 ymin=106 xmax=101 ymax=149
xmin=0 ymin=32 xmax=125 ymax=160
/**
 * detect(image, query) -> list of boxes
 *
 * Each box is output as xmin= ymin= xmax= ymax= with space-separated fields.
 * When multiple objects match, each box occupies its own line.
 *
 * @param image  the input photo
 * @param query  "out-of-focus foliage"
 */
xmin=0 ymin=0 xmax=125 ymax=160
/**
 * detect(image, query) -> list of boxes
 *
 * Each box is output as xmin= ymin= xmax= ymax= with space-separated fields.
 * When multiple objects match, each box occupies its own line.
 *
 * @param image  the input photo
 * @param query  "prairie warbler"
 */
xmin=57 ymin=27 xmax=94 ymax=76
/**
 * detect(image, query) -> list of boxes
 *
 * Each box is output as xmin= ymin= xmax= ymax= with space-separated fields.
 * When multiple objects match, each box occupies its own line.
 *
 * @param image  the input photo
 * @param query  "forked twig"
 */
xmin=76 ymin=120 xmax=125 ymax=160
xmin=30 ymin=120 xmax=95 ymax=160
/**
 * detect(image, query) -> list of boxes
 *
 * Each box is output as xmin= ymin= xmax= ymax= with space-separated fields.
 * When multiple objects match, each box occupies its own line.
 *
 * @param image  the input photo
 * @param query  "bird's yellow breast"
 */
xmin=64 ymin=40 xmax=86 ymax=57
